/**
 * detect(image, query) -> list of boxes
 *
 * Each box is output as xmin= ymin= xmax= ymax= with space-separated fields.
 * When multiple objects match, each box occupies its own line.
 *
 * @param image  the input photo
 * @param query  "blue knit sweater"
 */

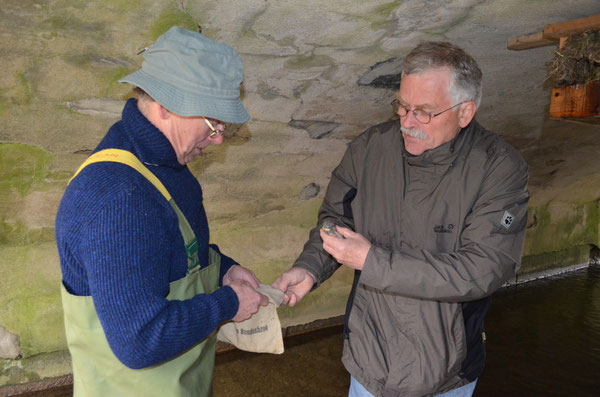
xmin=55 ymin=98 xmax=239 ymax=369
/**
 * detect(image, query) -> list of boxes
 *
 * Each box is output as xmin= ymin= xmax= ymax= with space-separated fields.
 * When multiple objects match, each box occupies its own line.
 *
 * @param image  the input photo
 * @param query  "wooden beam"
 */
xmin=508 ymin=13 xmax=600 ymax=51
xmin=543 ymin=13 xmax=600 ymax=40
xmin=507 ymin=31 xmax=557 ymax=51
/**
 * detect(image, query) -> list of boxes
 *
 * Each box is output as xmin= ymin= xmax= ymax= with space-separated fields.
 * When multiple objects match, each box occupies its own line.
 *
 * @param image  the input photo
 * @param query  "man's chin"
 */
xmin=402 ymin=136 xmax=425 ymax=155
xmin=181 ymin=150 xmax=203 ymax=164
xmin=404 ymin=141 xmax=426 ymax=156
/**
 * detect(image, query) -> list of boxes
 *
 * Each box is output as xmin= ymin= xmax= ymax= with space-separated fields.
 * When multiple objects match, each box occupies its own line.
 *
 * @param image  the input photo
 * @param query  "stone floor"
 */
xmin=8 ymin=326 xmax=348 ymax=397
xmin=214 ymin=326 xmax=348 ymax=396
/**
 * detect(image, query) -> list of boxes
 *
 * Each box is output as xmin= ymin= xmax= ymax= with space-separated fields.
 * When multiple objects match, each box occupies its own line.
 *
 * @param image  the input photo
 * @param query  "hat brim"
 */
xmin=120 ymin=70 xmax=250 ymax=124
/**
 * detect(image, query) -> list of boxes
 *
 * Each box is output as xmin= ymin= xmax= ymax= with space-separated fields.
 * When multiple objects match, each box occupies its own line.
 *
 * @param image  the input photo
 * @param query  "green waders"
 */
xmin=61 ymin=149 xmax=220 ymax=396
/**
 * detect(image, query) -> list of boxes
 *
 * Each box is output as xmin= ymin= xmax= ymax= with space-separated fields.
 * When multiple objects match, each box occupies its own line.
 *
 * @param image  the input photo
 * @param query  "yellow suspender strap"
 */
xmin=69 ymin=148 xmax=201 ymax=272
xmin=68 ymin=149 xmax=171 ymax=201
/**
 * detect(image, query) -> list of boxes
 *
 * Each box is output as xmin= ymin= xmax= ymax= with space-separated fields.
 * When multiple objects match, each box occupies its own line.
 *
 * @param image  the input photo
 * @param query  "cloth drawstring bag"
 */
xmin=217 ymin=284 xmax=285 ymax=354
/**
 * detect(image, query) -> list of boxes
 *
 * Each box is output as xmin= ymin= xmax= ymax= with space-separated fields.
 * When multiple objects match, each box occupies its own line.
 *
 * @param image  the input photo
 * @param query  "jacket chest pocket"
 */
xmin=426 ymin=201 xmax=461 ymax=253
xmin=433 ymin=222 xmax=459 ymax=252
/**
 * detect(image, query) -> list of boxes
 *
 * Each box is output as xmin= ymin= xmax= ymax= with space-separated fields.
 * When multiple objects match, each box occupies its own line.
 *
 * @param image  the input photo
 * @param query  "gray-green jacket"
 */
xmin=294 ymin=120 xmax=529 ymax=396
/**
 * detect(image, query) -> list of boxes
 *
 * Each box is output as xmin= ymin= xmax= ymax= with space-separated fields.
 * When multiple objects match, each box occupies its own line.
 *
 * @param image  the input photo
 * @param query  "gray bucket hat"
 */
xmin=120 ymin=26 xmax=250 ymax=124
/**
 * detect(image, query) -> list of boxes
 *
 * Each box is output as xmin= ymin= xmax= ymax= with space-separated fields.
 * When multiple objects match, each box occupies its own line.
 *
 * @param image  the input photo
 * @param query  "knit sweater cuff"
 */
xmin=213 ymin=285 xmax=239 ymax=322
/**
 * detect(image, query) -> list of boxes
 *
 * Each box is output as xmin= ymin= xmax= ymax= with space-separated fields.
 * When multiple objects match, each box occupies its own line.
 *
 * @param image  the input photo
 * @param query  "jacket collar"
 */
xmin=401 ymin=121 xmax=476 ymax=169
xmin=120 ymin=98 xmax=183 ymax=169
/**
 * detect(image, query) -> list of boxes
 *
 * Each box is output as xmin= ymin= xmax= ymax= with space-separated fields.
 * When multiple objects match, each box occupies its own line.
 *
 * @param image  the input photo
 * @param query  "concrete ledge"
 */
xmin=3 ymin=254 xmax=597 ymax=395
xmin=0 ymin=375 xmax=72 ymax=397
xmin=513 ymin=262 xmax=590 ymax=285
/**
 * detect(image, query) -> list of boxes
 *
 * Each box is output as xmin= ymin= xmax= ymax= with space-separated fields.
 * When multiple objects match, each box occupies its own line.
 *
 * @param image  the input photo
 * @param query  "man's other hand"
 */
xmin=271 ymin=267 xmax=316 ymax=307
xmin=320 ymin=226 xmax=371 ymax=271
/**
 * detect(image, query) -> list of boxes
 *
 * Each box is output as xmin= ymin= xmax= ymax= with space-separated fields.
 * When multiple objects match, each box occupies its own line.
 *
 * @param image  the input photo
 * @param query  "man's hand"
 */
xmin=222 ymin=264 xmax=260 ymax=289
xmin=228 ymin=279 xmax=269 ymax=322
xmin=320 ymin=226 xmax=371 ymax=270
xmin=271 ymin=267 xmax=316 ymax=307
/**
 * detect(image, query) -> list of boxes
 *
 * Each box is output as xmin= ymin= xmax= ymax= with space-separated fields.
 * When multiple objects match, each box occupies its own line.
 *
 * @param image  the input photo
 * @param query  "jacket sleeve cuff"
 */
xmin=358 ymin=245 xmax=392 ymax=290
xmin=291 ymin=262 xmax=320 ymax=291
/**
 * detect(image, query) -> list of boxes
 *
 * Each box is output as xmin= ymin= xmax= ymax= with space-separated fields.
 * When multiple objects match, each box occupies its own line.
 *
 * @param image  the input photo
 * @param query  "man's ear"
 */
xmin=458 ymin=101 xmax=477 ymax=128
xmin=157 ymin=103 xmax=171 ymax=120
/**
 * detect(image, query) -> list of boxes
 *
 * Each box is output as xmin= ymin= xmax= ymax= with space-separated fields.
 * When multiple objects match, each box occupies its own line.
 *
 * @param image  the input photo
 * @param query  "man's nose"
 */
xmin=210 ymin=134 xmax=224 ymax=145
xmin=401 ymin=110 xmax=419 ymax=129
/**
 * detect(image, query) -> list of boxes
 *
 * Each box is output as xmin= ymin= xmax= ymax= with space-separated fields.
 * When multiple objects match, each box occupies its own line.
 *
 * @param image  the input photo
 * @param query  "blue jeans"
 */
xmin=349 ymin=376 xmax=478 ymax=397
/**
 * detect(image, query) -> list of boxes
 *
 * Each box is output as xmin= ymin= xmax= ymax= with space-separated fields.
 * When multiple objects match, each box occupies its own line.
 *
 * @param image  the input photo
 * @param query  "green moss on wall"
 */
xmin=0 ymin=145 xmax=61 ymax=359
xmin=0 ymin=90 xmax=8 ymax=117
xmin=1 ymin=70 xmax=37 ymax=108
xmin=148 ymin=10 xmax=199 ymax=40
xmin=101 ymin=66 xmax=133 ymax=97
xmin=0 ymin=243 xmax=64 ymax=358
xmin=42 ymin=15 xmax=72 ymax=31
xmin=0 ymin=220 xmax=55 ymax=246
xmin=60 ymin=54 xmax=134 ymax=99
xmin=15 ymin=72 xmax=34 ymax=106
xmin=524 ymin=200 xmax=600 ymax=256
xmin=41 ymin=15 xmax=106 ymax=40
xmin=374 ymin=0 xmax=402 ymax=14
xmin=0 ymin=143 xmax=53 ymax=196
xmin=520 ymin=245 xmax=591 ymax=276
xmin=104 ymin=0 xmax=144 ymax=12
xmin=0 ymin=365 xmax=41 ymax=386
xmin=369 ymin=0 xmax=402 ymax=29
xmin=247 ymin=197 xmax=321 ymax=231
xmin=0 ymin=350 xmax=71 ymax=387
xmin=0 ymin=143 xmax=55 ymax=246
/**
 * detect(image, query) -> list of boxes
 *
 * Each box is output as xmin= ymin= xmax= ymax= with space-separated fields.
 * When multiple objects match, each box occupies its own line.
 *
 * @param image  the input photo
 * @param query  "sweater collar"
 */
xmin=120 ymin=98 xmax=183 ymax=168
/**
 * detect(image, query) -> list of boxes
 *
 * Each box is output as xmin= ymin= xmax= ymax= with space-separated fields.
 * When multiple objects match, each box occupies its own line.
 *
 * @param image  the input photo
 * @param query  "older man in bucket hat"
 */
xmin=55 ymin=26 xmax=268 ymax=396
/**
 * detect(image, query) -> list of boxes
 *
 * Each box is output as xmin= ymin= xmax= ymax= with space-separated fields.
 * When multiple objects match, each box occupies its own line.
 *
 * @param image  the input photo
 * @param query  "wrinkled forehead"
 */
xmin=398 ymin=68 xmax=452 ymax=107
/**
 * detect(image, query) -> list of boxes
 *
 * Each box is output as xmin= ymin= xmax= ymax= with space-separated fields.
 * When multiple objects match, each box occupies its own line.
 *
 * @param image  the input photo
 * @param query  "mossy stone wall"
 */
xmin=2 ymin=0 xmax=600 ymax=390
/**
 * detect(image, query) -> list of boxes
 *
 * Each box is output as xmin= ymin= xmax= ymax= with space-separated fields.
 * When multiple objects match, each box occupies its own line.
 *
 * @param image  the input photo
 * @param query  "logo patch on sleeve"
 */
xmin=501 ymin=211 xmax=514 ymax=229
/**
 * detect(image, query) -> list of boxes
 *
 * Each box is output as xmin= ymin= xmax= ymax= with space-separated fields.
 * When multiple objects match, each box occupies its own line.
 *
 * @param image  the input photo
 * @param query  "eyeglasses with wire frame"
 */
xmin=203 ymin=117 xmax=225 ymax=138
xmin=391 ymin=99 xmax=465 ymax=124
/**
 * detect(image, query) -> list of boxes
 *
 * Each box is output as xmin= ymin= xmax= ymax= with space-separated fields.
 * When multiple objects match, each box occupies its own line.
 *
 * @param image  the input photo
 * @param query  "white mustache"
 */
xmin=401 ymin=126 xmax=428 ymax=140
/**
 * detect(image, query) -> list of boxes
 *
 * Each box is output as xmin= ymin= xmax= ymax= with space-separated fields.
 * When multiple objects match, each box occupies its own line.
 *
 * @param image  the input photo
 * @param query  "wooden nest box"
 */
xmin=508 ymin=14 xmax=600 ymax=125
xmin=549 ymin=83 xmax=599 ymax=120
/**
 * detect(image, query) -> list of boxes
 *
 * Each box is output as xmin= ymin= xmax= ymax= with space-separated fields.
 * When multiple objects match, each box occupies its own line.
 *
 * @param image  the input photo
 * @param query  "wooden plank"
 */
xmin=549 ymin=83 xmax=600 ymax=118
xmin=543 ymin=13 xmax=600 ymax=40
xmin=507 ymin=31 xmax=557 ymax=50
xmin=549 ymin=116 xmax=600 ymax=126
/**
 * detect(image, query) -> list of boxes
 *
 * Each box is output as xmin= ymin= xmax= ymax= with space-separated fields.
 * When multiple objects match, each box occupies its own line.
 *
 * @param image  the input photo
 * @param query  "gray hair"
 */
xmin=402 ymin=41 xmax=482 ymax=108
xmin=133 ymin=86 xmax=154 ymax=102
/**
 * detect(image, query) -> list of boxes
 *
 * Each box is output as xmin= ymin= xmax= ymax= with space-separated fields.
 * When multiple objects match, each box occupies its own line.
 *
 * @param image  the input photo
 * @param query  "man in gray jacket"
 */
xmin=273 ymin=41 xmax=529 ymax=397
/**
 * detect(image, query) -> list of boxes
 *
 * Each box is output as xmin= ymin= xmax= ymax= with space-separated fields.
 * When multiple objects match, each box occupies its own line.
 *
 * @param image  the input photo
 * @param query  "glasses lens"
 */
xmin=391 ymin=100 xmax=434 ymax=124
xmin=414 ymin=110 xmax=431 ymax=124
xmin=392 ymin=100 xmax=408 ymax=117
xmin=204 ymin=117 xmax=225 ymax=137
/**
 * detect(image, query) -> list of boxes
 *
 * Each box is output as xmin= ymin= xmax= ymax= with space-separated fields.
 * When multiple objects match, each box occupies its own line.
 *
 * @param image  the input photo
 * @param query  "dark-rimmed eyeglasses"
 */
xmin=203 ymin=117 xmax=225 ymax=138
xmin=391 ymin=99 xmax=465 ymax=124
